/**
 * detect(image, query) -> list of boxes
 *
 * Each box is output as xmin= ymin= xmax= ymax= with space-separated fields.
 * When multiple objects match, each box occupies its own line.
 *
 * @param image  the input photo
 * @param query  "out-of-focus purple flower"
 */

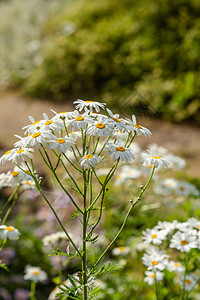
xmin=14 ymin=288 xmax=29 ymax=300
xmin=0 ymin=247 xmax=15 ymax=265
xmin=0 ymin=288 xmax=12 ymax=300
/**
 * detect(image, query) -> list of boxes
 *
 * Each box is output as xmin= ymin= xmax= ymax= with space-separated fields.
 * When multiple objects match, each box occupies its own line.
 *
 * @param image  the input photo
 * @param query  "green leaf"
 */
xmin=93 ymin=262 xmax=123 ymax=276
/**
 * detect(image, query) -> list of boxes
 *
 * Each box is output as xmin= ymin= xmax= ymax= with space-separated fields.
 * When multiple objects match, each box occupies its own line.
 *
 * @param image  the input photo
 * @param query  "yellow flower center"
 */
xmin=32 ymin=132 xmax=41 ymax=138
xmin=152 ymin=156 xmax=161 ymax=159
xmin=197 ymin=225 xmax=200 ymax=229
xmin=59 ymin=112 xmax=66 ymax=114
xmin=76 ymin=116 xmax=84 ymax=121
xmin=56 ymin=139 xmax=65 ymax=144
xmin=17 ymin=149 xmax=24 ymax=154
xmin=152 ymin=261 xmax=158 ymax=266
xmin=25 ymin=181 xmax=32 ymax=186
xmin=147 ymin=165 xmax=153 ymax=169
xmin=116 ymin=146 xmax=126 ymax=152
xmin=32 ymin=121 xmax=40 ymax=125
xmin=112 ymin=118 xmax=121 ymax=123
xmin=26 ymin=170 xmax=31 ymax=175
xmin=185 ymin=279 xmax=192 ymax=284
xmin=118 ymin=246 xmax=125 ymax=252
xmin=4 ymin=150 xmax=11 ymax=155
xmin=134 ymin=125 xmax=142 ymax=129
xmin=45 ymin=120 xmax=53 ymax=125
xmin=96 ymin=123 xmax=105 ymax=129
xmin=180 ymin=187 xmax=185 ymax=191
xmin=151 ymin=234 xmax=157 ymax=239
xmin=175 ymin=263 xmax=180 ymax=267
xmin=181 ymin=240 xmax=188 ymax=245
xmin=150 ymin=274 xmax=155 ymax=278
xmin=85 ymin=101 xmax=94 ymax=103
xmin=5 ymin=226 xmax=14 ymax=232
xmin=11 ymin=171 xmax=19 ymax=177
xmin=33 ymin=271 xmax=40 ymax=276
xmin=84 ymin=154 xmax=93 ymax=159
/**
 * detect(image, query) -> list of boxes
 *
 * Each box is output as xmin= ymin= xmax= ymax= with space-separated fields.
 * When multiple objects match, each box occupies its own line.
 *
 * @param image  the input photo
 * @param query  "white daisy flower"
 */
xmin=26 ymin=130 xmax=53 ymax=148
xmin=175 ymin=181 xmax=199 ymax=197
xmin=0 ymin=149 xmax=16 ymax=165
xmin=142 ymin=149 xmax=169 ymax=168
xmin=51 ymin=110 xmax=72 ymax=122
xmin=154 ymin=221 xmax=174 ymax=234
xmin=167 ymin=261 xmax=185 ymax=273
xmin=144 ymin=271 xmax=163 ymax=286
xmin=0 ymin=225 xmax=20 ymax=240
xmin=180 ymin=274 xmax=197 ymax=291
xmin=165 ymin=153 xmax=186 ymax=170
xmin=106 ymin=109 xmax=126 ymax=131
xmin=0 ymin=172 xmax=12 ymax=188
xmin=187 ymin=218 xmax=200 ymax=230
xmin=47 ymin=136 xmax=75 ymax=154
xmin=21 ymin=180 xmax=37 ymax=191
xmin=80 ymin=154 xmax=101 ymax=169
xmin=114 ymin=130 xmax=129 ymax=143
xmin=87 ymin=116 xmax=114 ymax=137
xmin=154 ymin=178 xmax=178 ymax=195
xmin=142 ymin=228 xmax=167 ymax=245
xmin=112 ymin=246 xmax=130 ymax=256
xmin=142 ymin=250 xmax=169 ymax=271
xmin=40 ymin=113 xmax=64 ymax=132
xmin=170 ymin=230 xmax=198 ymax=252
xmin=9 ymin=148 xmax=34 ymax=164
xmin=105 ymin=142 xmax=135 ymax=162
xmin=24 ymin=266 xmax=47 ymax=282
xmin=22 ymin=116 xmax=45 ymax=135
xmin=42 ymin=231 xmax=68 ymax=247
xmin=68 ymin=131 xmax=81 ymax=141
xmin=67 ymin=110 xmax=94 ymax=130
xmin=74 ymin=99 xmax=106 ymax=112
xmin=125 ymin=114 xmax=152 ymax=137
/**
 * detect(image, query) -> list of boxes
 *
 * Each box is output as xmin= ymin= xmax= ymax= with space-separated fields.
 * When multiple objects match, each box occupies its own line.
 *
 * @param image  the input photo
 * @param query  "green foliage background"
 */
xmin=24 ymin=0 xmax=200 ymax=123
xmin=0 ymin=0 xmax=200 ymax=123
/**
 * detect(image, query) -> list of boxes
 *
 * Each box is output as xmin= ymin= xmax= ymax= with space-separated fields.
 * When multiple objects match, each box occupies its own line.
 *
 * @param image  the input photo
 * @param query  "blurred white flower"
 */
xmin=0 ymin=225 xmax=20 ymax=240
xmin=24 ymin=265 xmax=47 ymax=282
xmin=144 ymin=270 xmax=163 ymax=285
xmin=180 ymin=274 xmax=197 ymax=291
xmin=167 ymin=261 xmax=185 ymax=273
xmin=142 ymin=250 xmax=169 ymax=271
xmin=142 ymin=149 xmax=169 ymax=168
xmin=112 ymin=246 xmax=130 ymax=256
xmin=125 ymin=115 xmax=152 ymax=137
xmin=142 ymin=228 xmax=167 ymax=245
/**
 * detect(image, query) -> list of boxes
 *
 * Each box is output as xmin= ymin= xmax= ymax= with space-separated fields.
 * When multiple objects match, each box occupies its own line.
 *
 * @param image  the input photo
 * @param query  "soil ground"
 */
xmin=0 ymin=90 xmax=199 ymax=177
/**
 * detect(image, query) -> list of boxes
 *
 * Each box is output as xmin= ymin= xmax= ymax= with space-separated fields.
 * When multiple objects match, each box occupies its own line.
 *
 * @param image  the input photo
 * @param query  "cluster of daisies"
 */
xmin=0 ymin=99 xmax=170 ymax=171
xmin=142 ymin=218 xmax=200 ymax=291
xmin=0 ymin=163 xmax=38 ymax=190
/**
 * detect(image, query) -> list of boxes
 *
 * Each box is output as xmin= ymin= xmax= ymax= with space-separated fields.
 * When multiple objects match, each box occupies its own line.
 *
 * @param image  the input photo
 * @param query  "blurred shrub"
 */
xmin=1 ymin=0 xmax=200 ymax=123
xmin=24 ymin=0 xmax=200 ymax=123
xmin=0 ymin=0 xmax=65 ymax=86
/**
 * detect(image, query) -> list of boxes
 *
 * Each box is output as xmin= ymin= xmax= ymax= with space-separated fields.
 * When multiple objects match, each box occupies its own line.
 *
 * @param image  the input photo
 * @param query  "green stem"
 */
xmin=154 ymin=273 xmax=160 ymax=300
xmin=0 ymin=239 xmax=7 ymax=252
xmin=88 ymin=166 xmax=155 ymax=277
xmin=39 ymin=149 xmax=83 ymax=214
xmin=24 ymin=164 xmax=82 ymax=258
xmin=97 ymin=136 xmax=110 ymax=156
xmin=0 ymin=185 xmax=20 ymax=216
xmin=82 ymin=170 xmax=88 ymax=300
xmin=30 ymin=281 xmax=37 ymax=300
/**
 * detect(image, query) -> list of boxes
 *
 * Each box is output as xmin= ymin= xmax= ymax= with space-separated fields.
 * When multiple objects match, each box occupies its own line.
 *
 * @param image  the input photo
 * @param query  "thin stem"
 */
xmin=126 ymin=132 xmax=136 ymax=148
xmin=0 ymin=185 xmax=20 ymax=216
xmin=0 ymin=239 xmax=7 ymax=252
xmin=38 ymin=149 xmax=83 ymax=214
xmin=30 ymin=281 xmax=37 ymax=300
xmin=63 ymin=153 xmax=82 ymax=173
xmin=154 ymin=273 xmax=160 ymax=300
xmin=97 ymin=136 xmax=110 ymax=156
xmin=88 ymin=166 xmax=155 ymax=277
xmin=24 ymin=164 xmax=82 ymax=257
xmin=92 ymin=137 xmax=100 ymax=154
xmin=82 ymin=170 xmax=88 ymax=300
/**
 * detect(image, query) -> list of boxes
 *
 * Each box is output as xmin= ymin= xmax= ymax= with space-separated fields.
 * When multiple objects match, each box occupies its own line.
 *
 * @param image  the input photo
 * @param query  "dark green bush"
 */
xmin=25 ymin=0 xmax=200 ymax=123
